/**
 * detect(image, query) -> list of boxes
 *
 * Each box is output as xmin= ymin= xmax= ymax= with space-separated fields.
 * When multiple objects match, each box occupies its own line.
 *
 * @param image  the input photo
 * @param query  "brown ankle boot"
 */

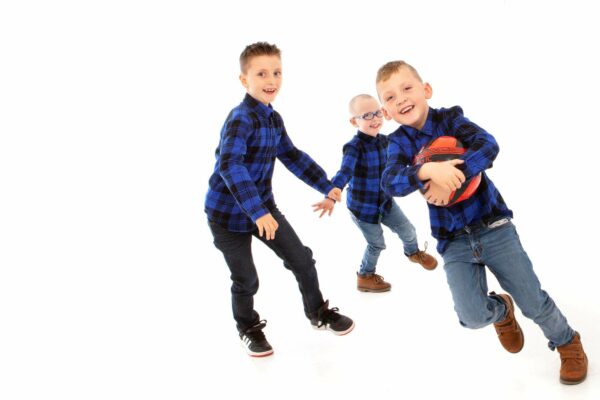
xmin=407 ymin=243 xmax=438 ymax=270
xmin=557 ymin=332 xmax=588 ymax=385
xmin=492 ymin=293 xmax=524 ymax=353
xmin=357 ymin=273 xmax=391 ymax=292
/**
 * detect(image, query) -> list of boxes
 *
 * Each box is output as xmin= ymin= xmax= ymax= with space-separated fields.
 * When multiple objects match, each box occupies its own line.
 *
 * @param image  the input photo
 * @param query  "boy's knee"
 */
xmin=458 ymin=319 xmax=489 ymax=330
xmin=456 ymin=308 xmax=494 ymax=329
xmin=284 ymin=245 xmax=315 ymax=270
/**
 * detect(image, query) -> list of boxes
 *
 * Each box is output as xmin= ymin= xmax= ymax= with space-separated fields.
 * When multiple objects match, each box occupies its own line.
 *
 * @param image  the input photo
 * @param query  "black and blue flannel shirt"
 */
xmin=381 ymin=106 xmax=513 ymax=253
xmin=205 ymin=94 xmax=334 ymax=232
xmin=331 ymin=132 xmax=392 ymax=223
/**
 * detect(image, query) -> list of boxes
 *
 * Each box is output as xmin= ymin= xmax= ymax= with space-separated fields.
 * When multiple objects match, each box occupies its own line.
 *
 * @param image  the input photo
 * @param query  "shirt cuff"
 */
xmin=249 ymin=205 xmax=270 ymax=223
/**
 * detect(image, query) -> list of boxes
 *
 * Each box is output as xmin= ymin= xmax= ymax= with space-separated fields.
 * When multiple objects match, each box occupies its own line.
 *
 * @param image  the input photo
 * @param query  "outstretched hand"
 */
xmin=312 ymin=198 xmax=335 ymax=218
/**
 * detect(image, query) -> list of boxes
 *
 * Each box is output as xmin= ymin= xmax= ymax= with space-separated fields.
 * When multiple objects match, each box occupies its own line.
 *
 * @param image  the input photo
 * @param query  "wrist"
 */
xmin=417 ymin=163 xmax=432 ymax=181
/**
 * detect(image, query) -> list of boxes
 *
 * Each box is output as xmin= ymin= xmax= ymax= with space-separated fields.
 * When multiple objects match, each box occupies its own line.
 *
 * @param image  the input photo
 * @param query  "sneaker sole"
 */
xmin=241 ymin=341 xmax=274 ymax=357
xmin=248 ymin=350 xmax=274 ymax=357
xmin=311 ymin=321 xmax=355 ymax=336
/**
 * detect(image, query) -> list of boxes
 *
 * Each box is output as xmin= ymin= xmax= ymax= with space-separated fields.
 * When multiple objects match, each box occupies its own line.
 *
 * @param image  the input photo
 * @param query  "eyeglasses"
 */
xmin=354 ymin=110 xmax=383 ymax=120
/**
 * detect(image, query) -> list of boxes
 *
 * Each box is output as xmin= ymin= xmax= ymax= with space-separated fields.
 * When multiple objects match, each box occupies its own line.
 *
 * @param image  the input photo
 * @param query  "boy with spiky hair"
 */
xmin=205 ymin=42 xmax=354 ymax=357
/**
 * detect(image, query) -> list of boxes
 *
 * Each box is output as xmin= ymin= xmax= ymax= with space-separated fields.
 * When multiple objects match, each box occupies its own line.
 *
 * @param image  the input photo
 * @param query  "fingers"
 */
xmin=256 ymin=215 xmax=279 ymax=240
xmin=264 ymin=219 xmax=278 ymax=240
xmin=444 ymin=171 xmax=465 ymax=191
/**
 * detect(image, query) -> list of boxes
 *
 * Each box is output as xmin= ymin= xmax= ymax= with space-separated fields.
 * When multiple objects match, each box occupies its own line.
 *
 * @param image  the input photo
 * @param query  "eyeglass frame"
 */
xmin=353 ymin=109 xmax=383 ymax=120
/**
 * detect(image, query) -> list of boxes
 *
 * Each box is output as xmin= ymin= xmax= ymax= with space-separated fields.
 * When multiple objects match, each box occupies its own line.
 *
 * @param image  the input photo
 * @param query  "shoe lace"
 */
xmin=316 ymin=300 xmax=341 ymax=327
xmin=373 ymin=274 xmax=385 ymax=283
xmin=244 ymin=320 xmax=267 ymax=341
xmin=415 ymin=241 xmax=430 ymax=261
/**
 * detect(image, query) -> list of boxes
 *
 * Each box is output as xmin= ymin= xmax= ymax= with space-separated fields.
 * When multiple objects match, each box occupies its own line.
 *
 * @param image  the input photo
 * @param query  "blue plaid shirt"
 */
xmin=205 ymin=93 xmax=335 ymax=232
xmin=331 ymin=132 xmax=392 ymax=223
xmin=382 ymin=106 xmax=513 ymax=253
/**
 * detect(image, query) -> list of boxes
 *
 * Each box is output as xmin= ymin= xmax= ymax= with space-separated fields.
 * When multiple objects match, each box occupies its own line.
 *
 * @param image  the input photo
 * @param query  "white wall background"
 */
xmin=1 ymin=1 xmax=598 ymax=399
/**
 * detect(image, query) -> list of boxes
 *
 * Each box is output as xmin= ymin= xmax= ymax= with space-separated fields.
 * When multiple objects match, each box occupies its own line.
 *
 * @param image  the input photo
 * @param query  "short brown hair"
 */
xmin=239 ymin=42 xmax=281 ymax=73
xmin=376 ymin=61 xmax=422 ymax=84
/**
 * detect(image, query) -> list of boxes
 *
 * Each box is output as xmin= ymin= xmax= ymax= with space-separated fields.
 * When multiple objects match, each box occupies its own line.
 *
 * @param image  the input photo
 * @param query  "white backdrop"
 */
xmin=1 ymin=1 xmax=598 ymax=399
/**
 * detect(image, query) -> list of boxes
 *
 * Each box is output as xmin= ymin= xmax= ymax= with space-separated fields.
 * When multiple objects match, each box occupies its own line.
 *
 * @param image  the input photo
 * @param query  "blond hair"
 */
xmin=376 ymin=60 xmax=422 ymax=84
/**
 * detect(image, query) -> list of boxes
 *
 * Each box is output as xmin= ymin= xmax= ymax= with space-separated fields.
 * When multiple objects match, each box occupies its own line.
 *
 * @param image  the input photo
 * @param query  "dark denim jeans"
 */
xmin=441 ymin=219 xmax=574 ymax=349
xmin=208 ymin=207 xmax=324 ymax=332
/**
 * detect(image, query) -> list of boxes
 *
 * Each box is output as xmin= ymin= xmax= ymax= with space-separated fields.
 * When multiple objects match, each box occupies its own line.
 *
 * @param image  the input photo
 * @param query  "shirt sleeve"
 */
xmin=446 ymin=106 xmax=499 ymax=178
xmin=331 ymin=143 xmax=359 ymax=189
xmin=218 ymin=114 xmax=270 ymax=222
xmin=381 ymin=133 xmax=425 ymax=197
xmin=276 ymin=124 xmax=334 ymax=195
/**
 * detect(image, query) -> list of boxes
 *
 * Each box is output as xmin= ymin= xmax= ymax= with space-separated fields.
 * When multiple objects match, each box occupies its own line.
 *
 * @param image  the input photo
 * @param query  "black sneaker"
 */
xmin=310 ymin=300 xmax=355 ymax=335
xmin=239 ymin=320 xmax=274 ymax=357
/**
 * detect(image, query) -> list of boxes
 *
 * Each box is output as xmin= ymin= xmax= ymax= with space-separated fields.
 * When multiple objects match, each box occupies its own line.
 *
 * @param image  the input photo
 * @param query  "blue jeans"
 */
xmin=350 ymin=200 xmax=419 ymax=275
xmin=441 ymin=219 xmax=574 ymax=349
xmin=208 ymin=207 xmax=325 ymax=332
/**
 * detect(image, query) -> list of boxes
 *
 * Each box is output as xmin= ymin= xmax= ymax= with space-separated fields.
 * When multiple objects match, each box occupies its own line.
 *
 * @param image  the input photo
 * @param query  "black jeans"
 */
xmin=208 ymin=207 xmax=325 ymax=332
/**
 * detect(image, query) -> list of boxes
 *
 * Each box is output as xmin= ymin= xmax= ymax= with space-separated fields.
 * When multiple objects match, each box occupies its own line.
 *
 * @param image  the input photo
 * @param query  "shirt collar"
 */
xmin=242 ymin=93 xmax=274 ymax=118
xmin=357 ymin=131 xmax=380 ymax=143
xmin=401 ymin=107 xmax=435 ymax=139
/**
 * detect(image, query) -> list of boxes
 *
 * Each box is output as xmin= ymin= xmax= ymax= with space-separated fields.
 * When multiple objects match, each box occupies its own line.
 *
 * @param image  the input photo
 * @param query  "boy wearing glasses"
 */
xmin=314 ymin=94 xmax=437 ymax=293
xmin=376 ymin=60 xmax=587 ymax=384
xmin=205 ymin=42 xmax=354 ymax=357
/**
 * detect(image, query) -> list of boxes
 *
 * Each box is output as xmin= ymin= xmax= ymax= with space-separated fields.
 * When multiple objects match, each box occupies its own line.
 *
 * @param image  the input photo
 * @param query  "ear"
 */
xmin=239 ymin=73 xmax=248 ymax=89
xmin=424 ymin=82 xmax=433 ymax=99
xmin=382 ymin=107 xmax=393 ymax=121
xmin=350 ymin=117 xmax=359 ymax=127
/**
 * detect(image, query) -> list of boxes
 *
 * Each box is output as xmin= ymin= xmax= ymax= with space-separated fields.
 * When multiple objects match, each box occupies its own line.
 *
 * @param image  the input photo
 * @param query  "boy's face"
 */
xmin=377 ymin=67 xmax=432 ymax=130
xmin=239 ymin=55 xmax=282 ymax=106
xmin=349 ymin=97 xmax=383 ymax=137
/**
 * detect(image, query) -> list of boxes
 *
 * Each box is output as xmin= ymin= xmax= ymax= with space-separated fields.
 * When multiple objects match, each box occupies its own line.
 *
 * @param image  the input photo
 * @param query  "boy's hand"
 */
xmin=327 ymin=188 xmax=342 ymax=202
xmin=312 ymin=198 xmax=335 ymax=218
xmin=256 ymin=213 xmax=278 ymax=240
xmin=419 ymin=160 xmax=465 ymax=191
xmin=423 ymin=181 xmax=452 ymax=206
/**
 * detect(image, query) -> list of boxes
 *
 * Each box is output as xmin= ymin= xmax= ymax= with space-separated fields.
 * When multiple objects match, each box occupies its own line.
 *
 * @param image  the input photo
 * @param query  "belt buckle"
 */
xmin=488 ymin=218 xmax=509 ymax=229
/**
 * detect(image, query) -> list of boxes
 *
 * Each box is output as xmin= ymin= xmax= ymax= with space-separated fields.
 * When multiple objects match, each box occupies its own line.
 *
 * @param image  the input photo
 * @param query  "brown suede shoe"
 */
xmin=357 ymin=273 xmax=391 ymax=292
xmin=407 ymin=243 xmax=438 ymax=270
xmin=557 ymin=332 xmax=588 ymax=385
xmin=492 ymin=292 xmax=524 ymax=353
